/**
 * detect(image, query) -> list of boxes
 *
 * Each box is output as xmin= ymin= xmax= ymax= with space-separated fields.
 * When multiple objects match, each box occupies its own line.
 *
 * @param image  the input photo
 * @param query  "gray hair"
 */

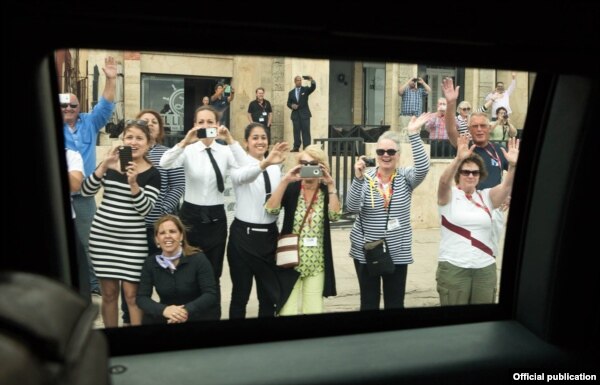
xmin=377 ymin=131 xmax=401 ymax=149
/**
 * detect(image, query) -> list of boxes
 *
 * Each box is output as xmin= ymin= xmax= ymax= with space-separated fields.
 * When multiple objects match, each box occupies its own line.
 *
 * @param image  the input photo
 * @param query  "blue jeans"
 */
xmin=71 ymin=195 xmax=99 ymax=292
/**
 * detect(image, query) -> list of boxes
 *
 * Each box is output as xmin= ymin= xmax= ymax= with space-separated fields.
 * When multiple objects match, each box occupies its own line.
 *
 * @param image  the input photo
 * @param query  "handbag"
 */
xmin=275 ymin=188 xmax=317 ymax=268
xmin=360 ymin=195 xmax=395 ymax=277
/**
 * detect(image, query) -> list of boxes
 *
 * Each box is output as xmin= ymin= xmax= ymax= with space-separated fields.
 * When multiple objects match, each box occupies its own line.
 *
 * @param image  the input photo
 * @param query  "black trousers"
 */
xmin=227 ymin=219 xmax=279 ymax=319
xmin=292 ymin=117 xmax=311 ymax=150
xmin=180 ymin=202 xmax=227 ymax=320
xmin=354 ymin=259 xmax=408 ymax=310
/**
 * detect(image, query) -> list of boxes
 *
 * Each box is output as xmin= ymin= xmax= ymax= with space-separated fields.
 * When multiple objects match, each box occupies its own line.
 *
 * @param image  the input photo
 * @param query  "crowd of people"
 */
xmin=62 ymin=57 xmax=520 ymax=326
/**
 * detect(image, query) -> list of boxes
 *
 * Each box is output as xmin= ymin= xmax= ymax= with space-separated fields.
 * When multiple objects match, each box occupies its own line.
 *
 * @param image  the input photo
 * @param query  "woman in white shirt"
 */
xmin=436 ymin=135 xmax=519 ymax=305
xmin=227 ymin=123 xmax=289 ymax=319
xmin=160 ymin=105 xmax=247 ymax=319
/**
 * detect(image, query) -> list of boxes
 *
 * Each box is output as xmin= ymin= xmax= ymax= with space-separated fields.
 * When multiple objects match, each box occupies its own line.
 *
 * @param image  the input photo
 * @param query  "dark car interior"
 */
xmin=3 ymin=3 xmax=598 ymax=384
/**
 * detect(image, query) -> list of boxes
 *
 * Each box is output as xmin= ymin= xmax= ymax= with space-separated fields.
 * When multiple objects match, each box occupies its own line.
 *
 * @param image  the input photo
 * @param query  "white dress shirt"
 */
xmin=160 ymin=141 xmax=246 ymax=206
xmin=229 ymin=154 xmax=282 ymax=224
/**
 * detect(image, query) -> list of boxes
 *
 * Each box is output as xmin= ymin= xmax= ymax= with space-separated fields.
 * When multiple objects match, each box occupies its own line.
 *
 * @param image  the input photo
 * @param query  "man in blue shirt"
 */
xmin=62 ymin=56 xmax=117 ymax=296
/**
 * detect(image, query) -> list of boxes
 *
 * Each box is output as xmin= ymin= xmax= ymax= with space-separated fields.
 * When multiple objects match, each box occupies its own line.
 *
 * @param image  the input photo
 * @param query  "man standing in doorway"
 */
xmin=247 ymin=87 xmax=273 ymax=128
xmin=287 ymin=75 xmax=316 ymax=152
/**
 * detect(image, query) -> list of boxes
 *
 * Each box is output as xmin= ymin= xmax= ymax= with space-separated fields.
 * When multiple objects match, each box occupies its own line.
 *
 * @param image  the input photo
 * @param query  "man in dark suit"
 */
xmin=287 ymin=75 xmax=316 ymax=151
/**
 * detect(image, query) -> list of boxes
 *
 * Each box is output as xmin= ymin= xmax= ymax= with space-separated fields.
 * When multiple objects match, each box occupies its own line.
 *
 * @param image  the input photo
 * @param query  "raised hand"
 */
xmin=407 ymin=112 xmax=435 ymax=134
xmin=320 ymin=164 xmax=334 ymax=186
xmin=265 ymin=142 xmax=289 ymax=165
xmin=456 ymin=134 xmax=475 ymax=160
xmin=501 ymin=137 xmax=519 ymax=166
xmin=102 ymin=56 xmax=118 ymax=80
xmin=441 ymin=77 xmax=459 ymax=103
xmin=284 ymin=164 xmax=302 ymax=183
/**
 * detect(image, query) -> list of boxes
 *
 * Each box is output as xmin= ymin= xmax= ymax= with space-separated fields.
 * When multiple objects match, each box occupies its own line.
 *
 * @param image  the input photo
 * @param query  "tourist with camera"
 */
xmin=398 ymin=77 xmax=431 ymax=117
xmin=346 ymin=113 xmax=433 ymax=310
xmin=210 ymin=82 xmax=235 ymax=128
xmin=265 ymin=145 xmax=341 ymax=315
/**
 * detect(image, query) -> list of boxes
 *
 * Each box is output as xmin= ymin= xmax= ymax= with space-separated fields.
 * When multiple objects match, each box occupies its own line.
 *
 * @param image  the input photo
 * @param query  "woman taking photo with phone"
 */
xmin=81 ymin=120 xmax=161 ymax=327
xmin=265 ymin=145 xmax=341 ymax=315
xmin=160 ymin=105 xmax=247 ymax=319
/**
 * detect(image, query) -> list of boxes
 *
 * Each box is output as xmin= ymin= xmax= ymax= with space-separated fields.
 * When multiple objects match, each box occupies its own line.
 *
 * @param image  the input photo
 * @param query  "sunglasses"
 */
xmin=299 ymin=160 xmax=319 ymax=166
xmin=459 ymin=169 xmax=480 ymax=177
xmin=461 ymin=107 xmax=471 ymax=111
xmin=125 ymin=119 xmax=149 ymax=127
xmin=375 ymin=149 xmax=398 ymax=156
xmin=60 ymin=103 xmax=79 ymax=109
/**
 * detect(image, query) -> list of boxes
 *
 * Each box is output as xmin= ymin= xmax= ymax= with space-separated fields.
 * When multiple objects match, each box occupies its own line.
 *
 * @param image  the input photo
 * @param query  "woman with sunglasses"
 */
xmin=81 ymin=120 xmax=161 ymax=327
xmin=346 ymin=113 xmax=433 ymax=310
xmin=265 ymin=145 xmax=341 ymax=315
xmin=436 ymin=135 xmax=518 ymax=305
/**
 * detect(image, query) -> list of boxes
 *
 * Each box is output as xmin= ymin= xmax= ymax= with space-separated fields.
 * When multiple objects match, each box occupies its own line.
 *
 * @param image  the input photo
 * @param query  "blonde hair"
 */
xmin=298 ymin=144 xmax=330 ymax=171
xmin=457 ymin=101 xmax=472 ymax=114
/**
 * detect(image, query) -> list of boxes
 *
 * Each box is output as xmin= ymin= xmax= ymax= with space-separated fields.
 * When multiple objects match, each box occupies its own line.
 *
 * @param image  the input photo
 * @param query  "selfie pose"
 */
xmin=265 ymin=145 xmax=341 ymax=315
xmin=81 ymin=120 xmax=161 ymax=327
xmin=160 ymin=105 xmax=247 ymax=319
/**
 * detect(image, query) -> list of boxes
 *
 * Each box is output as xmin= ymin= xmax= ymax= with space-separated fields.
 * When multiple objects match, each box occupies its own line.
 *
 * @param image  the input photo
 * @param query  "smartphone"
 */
xmin=302 ymin=76 xmax=310 ymax=80
xmin=224 ymin=85 xmax=231 ymax=94
xmin=197 ymin=127 xmax=218 ymax=139
xmin=299 ymin=165 xmax=323 ymax=178
xmin=59 ymin=93 xmax=70 ymax=104
xmin=118 ymin=146 xmax=133 ymax=172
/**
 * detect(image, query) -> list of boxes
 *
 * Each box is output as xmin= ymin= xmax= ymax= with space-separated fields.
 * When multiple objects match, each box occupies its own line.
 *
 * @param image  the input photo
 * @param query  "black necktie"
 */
xmin=206 ymin=148 xmax=224 ymax=193
xmin=263 ymin=170 xmax=271 ymax=203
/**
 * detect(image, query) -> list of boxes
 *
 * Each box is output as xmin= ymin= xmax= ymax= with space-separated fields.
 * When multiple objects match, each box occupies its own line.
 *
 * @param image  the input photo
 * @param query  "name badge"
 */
xmin=262 ymin=111 xmax=267 ymax=116
xmin=259 ymin=117 xmax=265 ymax=122
xmin=303 ymin=237 xmax=318 ymax=247
xmin=387 ymin=218 xmax=400 ymax=231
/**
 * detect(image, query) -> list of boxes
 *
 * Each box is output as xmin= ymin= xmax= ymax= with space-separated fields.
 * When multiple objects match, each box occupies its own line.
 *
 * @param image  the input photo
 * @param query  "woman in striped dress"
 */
xmin=346 ymin=113 xmax=433 ymax=310
xmin=81 ymin=120 xmax=161 ymax=327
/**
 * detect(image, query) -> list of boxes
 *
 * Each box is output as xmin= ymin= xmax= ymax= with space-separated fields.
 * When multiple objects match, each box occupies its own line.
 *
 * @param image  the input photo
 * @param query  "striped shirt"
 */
xmin=144 ymin=144 xmax=185 ymax=227
xmin=346 ymin=133 xmax=429 ymax=264
xmin=81 ymin=168 xmax=161 ymax=282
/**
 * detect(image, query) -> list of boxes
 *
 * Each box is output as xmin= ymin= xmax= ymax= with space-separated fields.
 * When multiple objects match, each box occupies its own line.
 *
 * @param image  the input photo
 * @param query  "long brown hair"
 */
xmin=135 ymin=109 xmax=165 ymax=144
xmin=153 ymin=214 xmax=200 ymax=255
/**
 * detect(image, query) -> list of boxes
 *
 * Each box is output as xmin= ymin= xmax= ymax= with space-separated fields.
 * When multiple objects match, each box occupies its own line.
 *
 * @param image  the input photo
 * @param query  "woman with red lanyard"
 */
xmin=436 ymin=135 xmax=519 ymax=305
xmin=265 ymin=145 xmax=341 ymax=315
xmin=346 ymin=113 xmax=433 ymax=310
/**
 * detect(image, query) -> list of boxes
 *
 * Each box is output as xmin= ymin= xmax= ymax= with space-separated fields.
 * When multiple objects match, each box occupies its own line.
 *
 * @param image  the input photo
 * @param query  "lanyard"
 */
xmin=481 ymin=143 xmax=502 ymax=171
xmin=464 ymin=191 xmax=491 ymax=219
xmin=376 ymin=171 xmax=396 ymax=209
xmin=300 ymin=184 xmax=319 ymax=226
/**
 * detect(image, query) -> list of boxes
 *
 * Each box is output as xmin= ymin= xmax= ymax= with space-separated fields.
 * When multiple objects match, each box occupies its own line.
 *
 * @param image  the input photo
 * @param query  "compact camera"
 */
xmin=299 ymin=165 xmax=323 ymax=178
xmin=363 ymin=157 xmax=376 ymax=167
xmin=59 ymin=93 xmax=70 ymax=104
xmin=412 ymin=78 xmax=419 ymax=83
xmin=197 ymin=127 xmax=218 ymax=139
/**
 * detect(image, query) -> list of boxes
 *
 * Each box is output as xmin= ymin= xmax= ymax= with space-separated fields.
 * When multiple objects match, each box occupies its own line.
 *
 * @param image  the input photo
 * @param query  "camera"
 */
xmin=224 ymin=85 xmax=231 ymax=96
xmin=197 ymin=127 xmax=218 ymax=139
xmin=299 ymin=165 xmax=323 ymax=178
xmin=59 ymin=93 xmax=70 ymax=104
xmin=412 ymin=78 xmax=419 ymax=83
xmin=363 ymin=157 xmax=376 ymax=167
xmin=118 ymin=145 xmax=133 ymax=172
xmin=302 ymin=75 xmax=310 ymax=80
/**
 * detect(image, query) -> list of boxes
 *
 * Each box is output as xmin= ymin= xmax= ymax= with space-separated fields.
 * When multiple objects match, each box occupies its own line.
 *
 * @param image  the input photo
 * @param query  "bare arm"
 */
xmin=101 ymin=56 xmax=117 ymax=102
xmin=398 ymin=79 xmax=410 ymax=96
xmin=489 ymin=138 xmax=519 ymax=208
xmin=438 ymin=135 xmax=474 ymax=206
xmin=442 ymin=77 xmax=460 ymax=147
xmin=418 ymin=77 xmax=432 ymax=93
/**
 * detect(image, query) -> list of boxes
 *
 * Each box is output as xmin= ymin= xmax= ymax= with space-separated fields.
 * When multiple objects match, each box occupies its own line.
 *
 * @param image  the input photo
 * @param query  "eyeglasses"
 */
xmin=125 ymin=119 xmax=149 ymax=127
xmin=459 ymin=169 xmax=480 ymax=177
xmin=469 ymin=124 xmax=489 ymax=129
xmin=375 ymin=149 xmax=398 ymax=156
xmin=299 ymin=160 xmax=319 ymax=166
xmin=461 ymin=108 xmax=471 ymax=111
xmin=60 ymin=103 xmax=78 ymax=109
